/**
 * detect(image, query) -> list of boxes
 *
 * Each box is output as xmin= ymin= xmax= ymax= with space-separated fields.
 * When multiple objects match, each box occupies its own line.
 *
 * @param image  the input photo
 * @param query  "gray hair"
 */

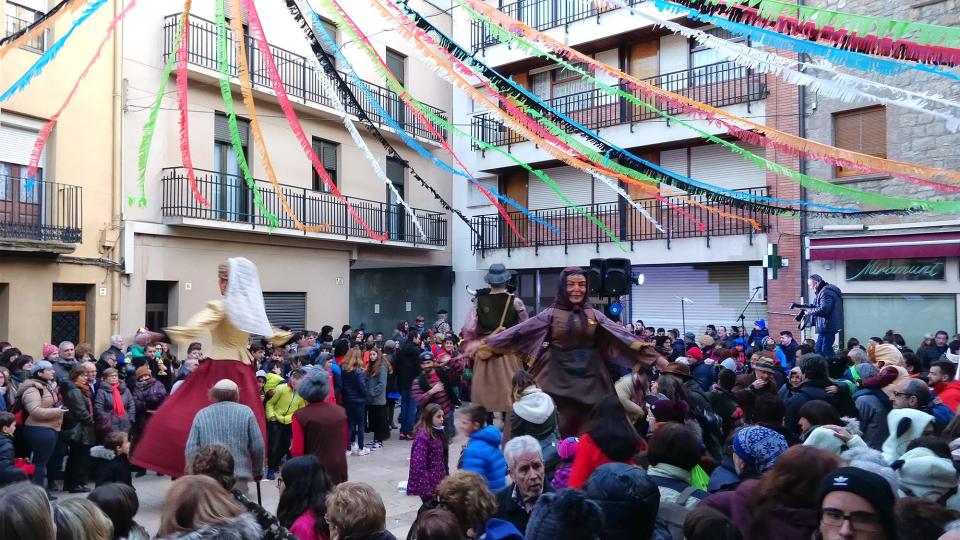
xmin=110 ymin=335 xmax=123 ymax=347
xmin=503 ymin=435 xmax=542 ymax=469
xmin=298 ymin=366 xmax=330 ymax=403
xmin=53 ymin=498 xmax=113 ymax=540
xmin=848 ymin=347 xmax=868 ymax=364
xmin=58 ymin=341 xmax=74 ymax=351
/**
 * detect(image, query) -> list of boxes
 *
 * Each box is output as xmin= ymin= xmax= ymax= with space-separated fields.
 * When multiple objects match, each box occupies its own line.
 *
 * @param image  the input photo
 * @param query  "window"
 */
xmin=145 ymin=281 xmax=175 ymax=331
xmin=213 ymin=113 xmax=251 ymax=220
xmin=52 ymin=283 xmax=89 ymax=345
xmin=311 ymin=138 xmax=338 ymax=192
xmin=386 ymin=157 xmax=405 ymax=240
xmin=385 ymin=50 xmax=406 ymax=127
xmin=4 ymin=2 xmax=46 ymax=51
xmin=833 ymin=106 xmax=886 ymax=177
xmin=690 ymin=28 xmax=745 ymax=85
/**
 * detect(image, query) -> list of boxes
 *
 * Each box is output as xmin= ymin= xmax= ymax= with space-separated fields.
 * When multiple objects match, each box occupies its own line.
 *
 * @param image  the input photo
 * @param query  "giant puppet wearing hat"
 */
xmin=461 ymin=263 xmax=529 ymax=414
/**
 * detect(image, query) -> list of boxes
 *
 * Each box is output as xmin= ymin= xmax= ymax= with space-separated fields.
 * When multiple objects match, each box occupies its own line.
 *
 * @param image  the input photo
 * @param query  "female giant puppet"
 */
xmin=482 ymin=267 xmax=667 ymax=436
xmin=132 ymin=258 xmax=292 ymax=477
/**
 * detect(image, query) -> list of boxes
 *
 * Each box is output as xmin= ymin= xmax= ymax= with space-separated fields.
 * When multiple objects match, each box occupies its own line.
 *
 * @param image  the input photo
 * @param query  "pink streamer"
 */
xmin=241 ymin=0 xmax=385 ymax=241
xmin=27 ymin=0 xmax=139 ymax=182
xmin=177 ymin=3 xmax=207 ymax=206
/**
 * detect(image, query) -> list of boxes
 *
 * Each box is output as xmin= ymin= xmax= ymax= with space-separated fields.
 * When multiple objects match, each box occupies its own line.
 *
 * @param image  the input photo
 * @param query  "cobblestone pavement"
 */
xmin=59 ymin=430 xmax=467 ymax=539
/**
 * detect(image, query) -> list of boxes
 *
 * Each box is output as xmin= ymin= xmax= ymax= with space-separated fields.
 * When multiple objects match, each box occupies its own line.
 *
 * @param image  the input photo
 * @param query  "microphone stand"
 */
xmin=737 ymin=287 xmax=763 ymax=340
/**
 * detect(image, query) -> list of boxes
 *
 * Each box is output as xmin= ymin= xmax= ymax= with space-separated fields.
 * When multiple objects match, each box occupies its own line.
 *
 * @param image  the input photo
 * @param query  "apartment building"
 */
xmin=1 ymin=0 xmax=121 ymax=353
xmin=449 ymin=0 xmax=803 ymax=334
xmin=120 ymin=0 xmax=454 ymax=342
xmin=801 ymin=0 xmax=960 ymax=347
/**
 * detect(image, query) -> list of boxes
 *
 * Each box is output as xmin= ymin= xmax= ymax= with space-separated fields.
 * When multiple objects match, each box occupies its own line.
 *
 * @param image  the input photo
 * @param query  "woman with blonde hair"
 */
xmin=325 ymin=482 xmax=394 ymax=540
xmin=133 ymin=258 xmax=293 ymax=477
xmin=157 ymin=475 xmax=260 ymax=539
xmin=0 ymin=482 xmax=55 ymax=540
xmin=54 ymin=498 xmax=113 ymax=540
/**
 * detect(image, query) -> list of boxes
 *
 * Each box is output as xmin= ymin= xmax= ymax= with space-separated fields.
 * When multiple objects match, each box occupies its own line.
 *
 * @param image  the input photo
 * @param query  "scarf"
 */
xmin=110 ymin=382 xmax=126 ymax=417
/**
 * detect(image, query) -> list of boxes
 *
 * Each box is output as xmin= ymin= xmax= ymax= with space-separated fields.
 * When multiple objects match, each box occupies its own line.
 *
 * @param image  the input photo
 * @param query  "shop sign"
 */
xmin=846 ymin=258 xmax=946 ymax=281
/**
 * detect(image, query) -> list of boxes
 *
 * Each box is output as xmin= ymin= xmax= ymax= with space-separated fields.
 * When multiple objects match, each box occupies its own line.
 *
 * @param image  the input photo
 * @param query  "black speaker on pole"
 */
xmin=588 ymin=258 xmax=604 ymax=296
xmin=603 ymin=258 xmax=632 ymax=296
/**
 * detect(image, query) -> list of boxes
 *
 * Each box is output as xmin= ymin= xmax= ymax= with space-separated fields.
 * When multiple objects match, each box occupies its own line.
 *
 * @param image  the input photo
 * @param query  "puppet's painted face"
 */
xmin=565 ymin=274 xmax=588 ymax=306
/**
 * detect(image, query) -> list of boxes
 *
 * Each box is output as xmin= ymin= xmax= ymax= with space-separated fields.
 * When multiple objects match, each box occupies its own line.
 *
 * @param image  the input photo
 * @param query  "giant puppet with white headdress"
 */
xmin=132 ymin=258 xmax=293 ymax=477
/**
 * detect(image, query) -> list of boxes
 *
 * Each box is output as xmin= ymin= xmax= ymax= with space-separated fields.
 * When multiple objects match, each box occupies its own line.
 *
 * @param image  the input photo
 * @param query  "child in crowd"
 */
xmin=90 ymin=431 xmax=133 ymax=487
xmin=551 ymin=436 xmax=579 ymax=490
xmin=0 ymin=411 xmax=26 ymax=486
xmin=407 ymin=404 xmax=448 ymax=502
xmin=456 ymin=404 xmax=507 ymax=492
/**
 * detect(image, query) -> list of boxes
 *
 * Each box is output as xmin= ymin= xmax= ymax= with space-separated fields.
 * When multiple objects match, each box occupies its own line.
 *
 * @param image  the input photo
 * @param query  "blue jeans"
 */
xmin=346 ymin=402 xmax=365 ymax=448
xmin=23 ymin=425 xmax=58 ymax=488
xmin=399 ymin=389 xmax=417 ymax=436
xmin=816 ymin=331 xmax=837 ymax=359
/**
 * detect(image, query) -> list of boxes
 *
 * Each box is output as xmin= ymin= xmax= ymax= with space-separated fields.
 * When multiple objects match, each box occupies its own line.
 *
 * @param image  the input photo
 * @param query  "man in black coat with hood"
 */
xmin=798 ymin=274 xmax=843 ymax=360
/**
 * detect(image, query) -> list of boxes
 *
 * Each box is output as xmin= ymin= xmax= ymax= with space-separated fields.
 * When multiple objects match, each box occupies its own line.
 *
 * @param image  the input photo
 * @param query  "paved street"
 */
xmin=60 ymin=431 xmax=466 ymax=539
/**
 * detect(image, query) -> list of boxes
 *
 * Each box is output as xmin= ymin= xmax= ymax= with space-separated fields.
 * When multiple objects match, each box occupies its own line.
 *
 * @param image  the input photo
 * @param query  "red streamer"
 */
xmin=177 ymin=1 xmax=207 ymax=206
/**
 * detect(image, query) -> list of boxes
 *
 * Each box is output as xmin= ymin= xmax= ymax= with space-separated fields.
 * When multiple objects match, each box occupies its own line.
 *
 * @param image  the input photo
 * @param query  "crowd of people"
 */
xmin=1 ymin=268 xmax=960 ymax=538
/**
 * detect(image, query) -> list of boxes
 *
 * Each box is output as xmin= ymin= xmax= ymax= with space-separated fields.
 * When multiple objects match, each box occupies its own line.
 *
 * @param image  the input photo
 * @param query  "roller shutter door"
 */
xmin=263 ymin=292 xmax=306 ymax=331
xmin=528 ymin=166 xmax=592 ymax=209
xmin=0 ymin=122 xmax=44 ymax=166
xmin=659 ymin=148 xmax=688 ymax=195
xmin=630 ymin=264 xmax=766 ymax=334
xmin=690 ymin=143 xmax=766 ymax=191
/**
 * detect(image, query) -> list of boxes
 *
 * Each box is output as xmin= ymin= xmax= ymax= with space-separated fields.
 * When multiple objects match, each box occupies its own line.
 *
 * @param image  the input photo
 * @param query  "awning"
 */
xmin=809 ymin=232 xmax=960 ymax=261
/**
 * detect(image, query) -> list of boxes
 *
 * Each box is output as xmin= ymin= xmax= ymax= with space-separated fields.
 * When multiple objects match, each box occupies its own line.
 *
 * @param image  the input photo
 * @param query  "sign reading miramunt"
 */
xmin=846 ymin=258 xmax=946 ymax=282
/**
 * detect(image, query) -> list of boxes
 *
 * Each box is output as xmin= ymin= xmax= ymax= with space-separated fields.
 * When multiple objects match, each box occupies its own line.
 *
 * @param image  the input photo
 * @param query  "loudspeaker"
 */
xmin=588 ymin=258 xmax=604 ymax=296
xmin=603 ymin=258 xmax=632 ymax=297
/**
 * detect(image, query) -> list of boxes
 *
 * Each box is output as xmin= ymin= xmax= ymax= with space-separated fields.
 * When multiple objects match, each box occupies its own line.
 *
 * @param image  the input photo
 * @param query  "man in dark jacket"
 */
xmin=918 ymin=330 xmax=950 ymax=371
xmin=798 ymin=275 xmax=843 ymax=359
xmin=396 ymin=331 xmax=423 ymax=439
xmin=778 ymin=331 xmax=799 ymax=370
xmin=494 ymin=436 xmax=550 ymax=534
xmin=784 ymin=354 xmax=855 ymax=439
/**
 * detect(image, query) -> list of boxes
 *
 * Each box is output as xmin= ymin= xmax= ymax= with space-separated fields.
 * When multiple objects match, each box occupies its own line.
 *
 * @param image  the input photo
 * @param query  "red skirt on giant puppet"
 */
xmin=131 ymin=358 xmax=266 ymax=477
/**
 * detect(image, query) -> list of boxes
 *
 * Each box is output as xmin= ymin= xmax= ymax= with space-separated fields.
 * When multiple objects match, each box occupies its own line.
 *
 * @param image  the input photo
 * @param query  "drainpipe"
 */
xmin=797 ymin=0 xmax=809 ymax=307
xmin=110 ymin=0 xmax=123 ymax=335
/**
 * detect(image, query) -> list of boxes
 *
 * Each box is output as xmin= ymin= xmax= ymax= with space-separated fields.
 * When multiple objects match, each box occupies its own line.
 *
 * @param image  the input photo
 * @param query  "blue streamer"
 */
xmin=306 ymin=7 xmax=560 ymax=233
xmin=654 ymin=0 xmax=960 ymax=82
xmin=0 ymin=0 xmax=109 ymax=103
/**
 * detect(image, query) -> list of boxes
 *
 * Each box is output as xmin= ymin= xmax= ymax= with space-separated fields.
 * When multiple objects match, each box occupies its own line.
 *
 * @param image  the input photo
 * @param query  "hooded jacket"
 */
xmin=807 ymin=282 xmax=843 ymax=334
xmin=882 ymin=408 xmax=935 ymax=463
xmin=583 ymin=463 xmax=661 ymax=540
xmin=18 ymin=378 xmax=64 ymax=431
xmin=159 ymin=514 xmax=262 ymax=540
xmin=896 ymin=447 xmax=960 ymax=510
xmin=461 ymin=425 xmax=508 ymax=491
xmin=90 ymin=445 xmax=132 ymax=486
xmin=703 ymin=479 xmax=820 ymax=540
xmin=509 ymin=386 xmax=558 ymax=443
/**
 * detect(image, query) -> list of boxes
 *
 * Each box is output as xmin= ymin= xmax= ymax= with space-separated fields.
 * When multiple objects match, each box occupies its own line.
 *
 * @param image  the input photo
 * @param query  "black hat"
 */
xmin=419 ymin=351 xmax=435 ymax=363
xmin=485 ymin=263 xmax=513 ymax=285
xmin=436 ymin=309 xmax=448 ymax=315
xmin=817 ymin=467 xmax=896 ymax=539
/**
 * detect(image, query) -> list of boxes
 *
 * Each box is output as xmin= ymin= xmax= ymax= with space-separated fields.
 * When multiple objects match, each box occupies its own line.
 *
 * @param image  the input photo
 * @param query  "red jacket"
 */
xmin=568 ymin=433 xmax=637 ymax=489
xmin=934 ymin=381 xmax=960 ymax=413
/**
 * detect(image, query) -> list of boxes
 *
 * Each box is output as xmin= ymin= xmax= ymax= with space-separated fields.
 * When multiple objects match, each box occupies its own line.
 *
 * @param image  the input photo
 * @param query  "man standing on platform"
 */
xmin=802 ymin=275 xmax=843 ymax=359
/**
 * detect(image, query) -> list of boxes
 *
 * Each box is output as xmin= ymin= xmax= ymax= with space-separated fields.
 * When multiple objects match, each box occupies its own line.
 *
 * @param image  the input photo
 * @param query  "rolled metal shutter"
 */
xmin=630 ymin=264 xmax=766 ymax=333
xmin=528 ymin=166 xmax=592 ymax=209
xmin=0 ymin=123 xmax=44 ymax=166
xmin=214 ymin=113 xmax=249 ymax=146
xmin=263 ymin=292 xmax=307 ymax=331
xmin=659 ymin=148 xmax=688 ymax=195
xmin=690 ymin=143 xmax=766 ymax=190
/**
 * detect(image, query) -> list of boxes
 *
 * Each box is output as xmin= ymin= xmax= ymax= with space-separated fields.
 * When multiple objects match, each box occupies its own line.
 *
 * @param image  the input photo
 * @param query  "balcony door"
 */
xmin=0 ymin=117 xmax=45 ymax=240
xmin=385 ymin=49 xmax=406 ymax=129
xmin=386 ymin=157 xmax=405 ymax=240
xmin=213 ymin=113 xmax=251 ymax=222
xmin=500 ymin=169 xmax=528 ymax=246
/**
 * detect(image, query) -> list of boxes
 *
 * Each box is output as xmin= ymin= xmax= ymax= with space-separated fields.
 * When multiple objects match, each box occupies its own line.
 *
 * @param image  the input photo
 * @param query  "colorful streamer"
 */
xmin=239 ymin=0 xmax=386 ymax=241
xmin=176 ymin=0 xmax=206 ymax=207
xmin=26 ymin=0 xmax=139 ymax=186
xmin=132 ymin=0 xmax=187 ymax=207
xmin=0 ymin=0 xmax=84 ymax=57
xmin=214 ymin=0 xmax=277 ymax=226
xmin=456 ymin=0 xmax=960 ymax=199
xmin=1 ymin=0 xmax=109 ymax=103
xmin=462 ymin=0 xmax=960 ymax=188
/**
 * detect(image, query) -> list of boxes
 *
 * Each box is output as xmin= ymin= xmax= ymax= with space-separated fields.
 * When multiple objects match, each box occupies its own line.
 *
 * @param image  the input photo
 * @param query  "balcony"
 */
xmin=471 ymin=61 xmax=767 ymax=148
xmin=162 ymin=14 xmax=446 ymax=144
xmin=0 ymin=177 xmax=82 ymax=251
xmin=471 ymin=0 xmax=646 ymax=51
xmin=161 ymin=167 xmax=447 ymax=248
xmin=471 ymin=186 xmax=768 ymax=253
xmin=3 ymin=4 xmax=47 ymax=53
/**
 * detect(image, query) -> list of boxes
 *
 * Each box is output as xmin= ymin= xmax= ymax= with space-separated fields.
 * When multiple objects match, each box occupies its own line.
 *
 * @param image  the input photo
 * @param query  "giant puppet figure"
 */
xmin=462 ymin=263 xmax=529 ymax=415
xmin=481 ymin=267 xmax=667 ymax=436
xmin=132 ymin=258 xmax=292 ymax=477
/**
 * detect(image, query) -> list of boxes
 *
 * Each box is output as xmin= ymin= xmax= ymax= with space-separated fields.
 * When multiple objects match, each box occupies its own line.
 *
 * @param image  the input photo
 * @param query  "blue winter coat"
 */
xmin=689 ymin=359 xmax=716 ymax=394
xmin=808 ymin=283 xmax=843 ymax=334
xmin=341 ymin=368 xmax=367 ymax=405
xmin=461 ymin=425 xmax=507 ymax=491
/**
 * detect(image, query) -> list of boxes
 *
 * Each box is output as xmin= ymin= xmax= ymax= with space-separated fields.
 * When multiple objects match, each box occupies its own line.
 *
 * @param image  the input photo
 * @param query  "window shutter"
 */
xmin=263 ymin=292 xmax=306 ymax=331
xmin=834 ymin=106 xmax=886 ymax=176
xmin=321 ymin=141 xmax=337 ymax=172
xmin=386 ymin=157 xmax=404 ymax=185
xmin=386 ymin=50 xmax=406 ymax=85
xmin=215 ymin=114 xmax=249 ymax=146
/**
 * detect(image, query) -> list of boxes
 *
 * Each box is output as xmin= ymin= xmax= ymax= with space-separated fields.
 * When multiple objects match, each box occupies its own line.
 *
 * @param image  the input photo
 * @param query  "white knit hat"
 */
xmin=213 ymin=379 xmax=238 ymax=392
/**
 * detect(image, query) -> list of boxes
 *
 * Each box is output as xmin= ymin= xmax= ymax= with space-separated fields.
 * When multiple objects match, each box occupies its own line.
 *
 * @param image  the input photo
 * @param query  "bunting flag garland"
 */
xmin=462 ymin=0 xmax=960 ymax=188
xmin=175 ymin=0 xmax=206 ymax=207
xmin=132 ymin=0 xmax=188 ymax=207
xmin=455 ymin=0 xmax=960 ymax=198
xmin=239 ymin=0 xmax=386 ymax=241
xmin=26 ymin=0 xmax=139 ymax=187
xmin=1 ymin=0 xmax=110 ymax=103
xmin=652 ymin=0 xmax=960 ymax=82
xmin=0 ymin=0 xmax=84 ymax=57
xmin=214 ymin=0 xmax=277 ymax=226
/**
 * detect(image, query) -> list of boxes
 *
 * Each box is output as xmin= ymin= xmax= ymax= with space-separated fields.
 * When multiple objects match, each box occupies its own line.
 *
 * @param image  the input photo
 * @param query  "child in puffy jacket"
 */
xmin=90 ymin=431 xmax=133 ymax=487
xmin=456 ymin=404 xmax=507 ymax=492
xmin=0 ymin=412 xmax=27 ymax=486
xmin=551 ymin=436 xmax=579 ymax=490
xmin=406 ymin=404 xmax=448 ymax=502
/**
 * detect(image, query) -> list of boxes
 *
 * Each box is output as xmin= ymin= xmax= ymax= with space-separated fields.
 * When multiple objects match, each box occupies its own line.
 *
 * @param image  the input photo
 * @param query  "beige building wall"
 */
xmin=0 ymin=0 xmax=122 ymax=355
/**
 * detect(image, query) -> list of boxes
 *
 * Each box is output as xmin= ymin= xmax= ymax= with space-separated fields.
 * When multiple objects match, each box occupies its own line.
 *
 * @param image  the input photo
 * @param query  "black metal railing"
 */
xmin=0 ymin=177 xmax=82 ymax=243
xmin=161 ymin=167 xmax=447 ymax=247
xmin=162 ymin=14 xmax=446 ymax=143
xmin=471 ymin=61 xmax=767 ymax=147
xmin=471 ymin=0 xmax=645 ymax=50
xmin=471 ymin=186 xmax=768 ymax=252
xmin=3 ymin=13 xmax=46 ymax=52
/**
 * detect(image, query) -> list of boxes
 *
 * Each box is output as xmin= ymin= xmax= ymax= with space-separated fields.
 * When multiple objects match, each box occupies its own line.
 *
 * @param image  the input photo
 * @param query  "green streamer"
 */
xmin=459 ymin=0 xmax=960 ymax=214
xmin=132 ymin=7 xmax=186 ymax=207
xmin=215 ymin=0 xmax=278 ymax=226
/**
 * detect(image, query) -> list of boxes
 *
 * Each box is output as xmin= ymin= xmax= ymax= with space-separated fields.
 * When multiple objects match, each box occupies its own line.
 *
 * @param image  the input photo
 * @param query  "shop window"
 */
xmin=833 ymin=106 xmax=886 ymax=177
xmin=843 ymin=294 xmax=955 ymax=351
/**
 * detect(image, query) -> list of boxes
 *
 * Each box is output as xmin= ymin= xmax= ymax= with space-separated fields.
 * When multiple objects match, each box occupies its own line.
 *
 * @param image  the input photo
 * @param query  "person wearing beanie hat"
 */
xmin=850 ymin=362 xmax=891 ymax=450
xmin=17 ymin=358 xmax=65 ymax=491
xmin=525 ymin=489 xmax=602 ymax=540
xmin=650 ymin=399 xmax=690 ymax=427
xmin=551 ymin=436 xmax=579 ymax=490
xmin=582 ymin=463 xmax=661 ymax=540
xmin=732 ymin=425 xmax=788 ymax=475
xmin=748 ymin=320 xmax=769 ymax=350
xmin=720 ymin=358 xmax=738 ymax=373
xmin=803 ymin=425 xmax=867 ymax=455
xmin=131 ymin=363 xmax=167 ymax=446
xmin=796 ymin=275 xmax=843 ymax=360
xmin=894 ymin=447 xmax=960 ymax=510
xmin=817 ymin=467 xmax=897 ymax=540
xmin=881 ymin=408 xmax=935 ymax=463
xmin=290 ymin=366 xmax=348 ymax=485
xmin=41 ymin=344 xmax=59 ymax=361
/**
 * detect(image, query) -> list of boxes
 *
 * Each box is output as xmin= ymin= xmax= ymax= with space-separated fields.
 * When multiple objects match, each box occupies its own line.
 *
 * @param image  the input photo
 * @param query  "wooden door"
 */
xmin=501 ymin=168 xmax=529 ymax=246
xmin=628 ymin=41 xmax=659 ymax=121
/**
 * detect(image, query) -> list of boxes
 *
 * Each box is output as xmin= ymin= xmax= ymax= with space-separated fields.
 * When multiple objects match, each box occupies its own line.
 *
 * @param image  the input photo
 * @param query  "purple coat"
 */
xmin=702 ymin=479 xmax=819 ymax=540
xmin=406 ymin=427 xmax=447 ymax=498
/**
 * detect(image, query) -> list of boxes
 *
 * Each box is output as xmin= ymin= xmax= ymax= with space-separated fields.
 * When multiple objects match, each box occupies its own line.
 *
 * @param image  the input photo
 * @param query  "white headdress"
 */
xmin=224 ymin=257 xmax=274 ymax=336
